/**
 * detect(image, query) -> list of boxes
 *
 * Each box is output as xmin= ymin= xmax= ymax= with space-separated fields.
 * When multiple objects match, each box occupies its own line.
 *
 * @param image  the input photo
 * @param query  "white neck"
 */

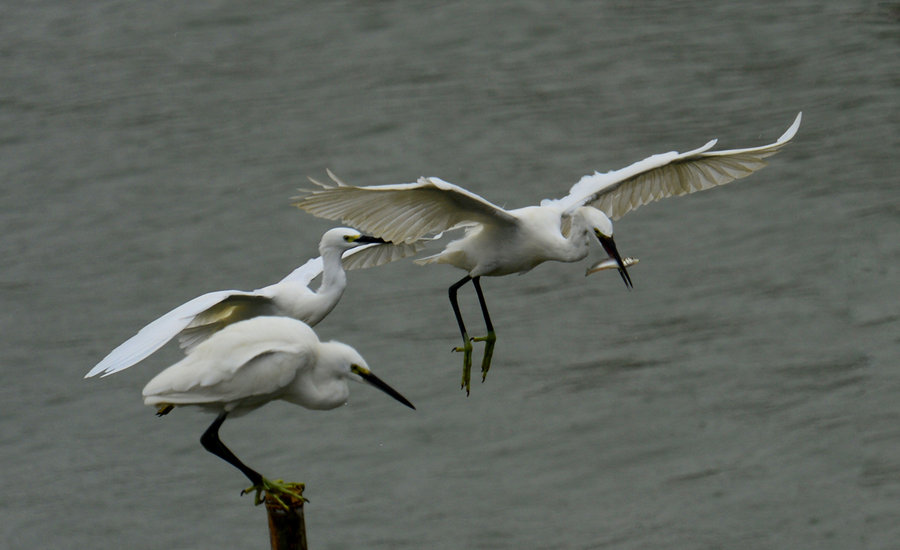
xmin=559 ymin=211 xmax=594 ymax=263
xmin=316 ymin=247 xmax=348 ymax=298
xmin=283 ymin=344 xmax=350 ymax=410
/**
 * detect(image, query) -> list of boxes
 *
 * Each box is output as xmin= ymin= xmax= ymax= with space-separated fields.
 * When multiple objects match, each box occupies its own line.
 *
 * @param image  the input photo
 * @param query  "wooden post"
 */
xmin=264 ymin=485 xmax=308 ymax=550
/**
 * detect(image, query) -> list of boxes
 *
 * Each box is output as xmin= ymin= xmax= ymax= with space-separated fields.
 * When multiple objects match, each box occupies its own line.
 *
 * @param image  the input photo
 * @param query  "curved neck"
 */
xmin=316 ymin=247 xmax=348 ymax=296
xmin=285 ymin=348 xmax=350 ymax=410
xmin=560 ymin=212 xmax=593 ymax=263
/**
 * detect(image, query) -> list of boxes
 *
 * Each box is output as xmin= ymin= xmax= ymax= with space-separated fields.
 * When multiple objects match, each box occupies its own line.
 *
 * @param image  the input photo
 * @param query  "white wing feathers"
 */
xmin=295 ymin=176 xmax=517 ymax=243
xmin=552 ymin=112 xmax=802 ymax=219
xmin=142 ymin=318 xmax=314 ymax=404
xmin=339 ymin=239 xmax=429 ymax=270
xmin=275 ymin=256 xmax=324 ymax=286
xmin=85 ymin=289 xmax=263 ymax=378
xmin=275 ymin=240 xmax=428 ymax=284
xmin=275 ymin=241 xmax=429 ymax=277
xmin=87 ymin=241 xmax=426 ymax=379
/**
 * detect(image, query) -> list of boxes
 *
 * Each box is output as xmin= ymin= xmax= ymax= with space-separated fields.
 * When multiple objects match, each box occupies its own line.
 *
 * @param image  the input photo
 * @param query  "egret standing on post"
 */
xmin=141 ymin=316 xmax=415 ymax=506
xmin=86 ymin=227 xmax=423 ymax=378
xmin=293 ymin=113 xmax=802 ymax=393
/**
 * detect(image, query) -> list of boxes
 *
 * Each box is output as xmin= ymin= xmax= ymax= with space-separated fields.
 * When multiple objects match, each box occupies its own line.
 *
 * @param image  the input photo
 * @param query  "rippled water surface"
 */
xmin=2 ymin=2 xmax=898 ymax=549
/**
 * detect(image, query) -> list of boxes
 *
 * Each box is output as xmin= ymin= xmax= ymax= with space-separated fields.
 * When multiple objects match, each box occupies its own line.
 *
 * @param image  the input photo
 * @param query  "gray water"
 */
xmin=2 ymin=2 xmax=898 ymax=549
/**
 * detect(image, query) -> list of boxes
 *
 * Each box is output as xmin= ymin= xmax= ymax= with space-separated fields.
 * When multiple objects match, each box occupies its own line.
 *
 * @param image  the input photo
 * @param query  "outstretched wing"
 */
xmin=549 ymin=112 xmax=802 ymax=220
xmin=293 ymin=174 xmax=518 ymax=243
xmin=88 ymin=236 xmax=425 ymax=379
xmin=274 ymin=239 xmax=433 ymax=282
xmin=340 ymin=239 xmax=431 ymax=270
xmin=85 ymin=289 xmax=270 ymax=378
xmin=176 ymin=294 xmax=276 ymax=352
xmin=275 ymin=256 xmax=324 ymax=286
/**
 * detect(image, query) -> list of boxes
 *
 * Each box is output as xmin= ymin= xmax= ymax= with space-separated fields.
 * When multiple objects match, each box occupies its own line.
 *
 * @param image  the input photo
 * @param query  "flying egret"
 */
xmin=86 ymin=227 xmax=423 ymax=378
xmin=293 ymin=113 xmax=802 ymax=393
xmin=141 ymin=315 xmax=415 ymax=506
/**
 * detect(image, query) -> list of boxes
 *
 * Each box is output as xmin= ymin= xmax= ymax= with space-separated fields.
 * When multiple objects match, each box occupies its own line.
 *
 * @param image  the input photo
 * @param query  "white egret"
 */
xmin=141 ymin=315 xmax=415 ymax=506
xmin=293 ymin=113 xmax=802 ymax=393
xmin=86 ymin=227 xmax=423 ymax=378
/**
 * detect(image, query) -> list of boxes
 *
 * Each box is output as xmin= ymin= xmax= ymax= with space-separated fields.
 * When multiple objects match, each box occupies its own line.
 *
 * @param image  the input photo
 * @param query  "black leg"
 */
xmin=200 ymin=412 xmax=262 ymax=486
xmin=449 ymin=275 xmax=473 ymax=341
xmin=449 ymin=275 xmax=474 ymax=393
xmin=470 ymin=277 xmax=497 ymax=381
xmin=471 ymin=277 xmax=494 ymax=333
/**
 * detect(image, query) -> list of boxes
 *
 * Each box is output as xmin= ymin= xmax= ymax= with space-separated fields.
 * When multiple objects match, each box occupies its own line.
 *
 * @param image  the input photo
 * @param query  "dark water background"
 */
xmin=2 ymin=2 xmax=898 ymax=548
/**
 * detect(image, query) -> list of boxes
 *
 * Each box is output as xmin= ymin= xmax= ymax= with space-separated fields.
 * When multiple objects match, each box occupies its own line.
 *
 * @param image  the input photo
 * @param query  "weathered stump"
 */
xmin=264 ymin=485 xmax=308 ymax=550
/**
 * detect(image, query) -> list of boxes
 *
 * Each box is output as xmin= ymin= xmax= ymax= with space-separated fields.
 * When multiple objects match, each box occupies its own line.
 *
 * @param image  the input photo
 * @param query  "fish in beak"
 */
xmin=586 ymin=256 xmax=640 ymax=276
xmin=594 ymin=234 xmax=633 ymax=289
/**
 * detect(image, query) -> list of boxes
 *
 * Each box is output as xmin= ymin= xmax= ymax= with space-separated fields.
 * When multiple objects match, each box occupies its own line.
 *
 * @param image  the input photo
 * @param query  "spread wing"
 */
xmin=548 ymin=112 xmax=801 ymax=220
xmin=340 ymin=239 xmax=430 ymax=270
xmin=85 ymin=290 xmax=272 ymax=378
xmin=87 ymin=239 xmax=424 ymax=379
xmin=176 ymin=294 xmax=276 ymax=352
xmin=293 ymin=173 xmax=518 ymax=243
xmin=274 ymin=256 xmax=324 ymax=286
xmin=274 ymin=239 xmax=431 ymax=281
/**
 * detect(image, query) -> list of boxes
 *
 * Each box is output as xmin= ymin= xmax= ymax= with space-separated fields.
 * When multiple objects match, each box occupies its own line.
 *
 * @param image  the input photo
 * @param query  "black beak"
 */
xmin=356 ymin=235 xmax=388 ymax=245
xmin=353 ymin=366 xmax=415 ymax=410
xmin=596 ymin=234 xmax=633 ymax=289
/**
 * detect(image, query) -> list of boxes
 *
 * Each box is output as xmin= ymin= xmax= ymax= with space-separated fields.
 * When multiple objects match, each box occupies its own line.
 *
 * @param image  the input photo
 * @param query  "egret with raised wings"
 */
xmin=86 ymin=227 xmax=423 ymax=378
xmin=142 ymin=315 xmax=415 ymax=507
xmin=293 ymin=113 xmax=802 ymax=393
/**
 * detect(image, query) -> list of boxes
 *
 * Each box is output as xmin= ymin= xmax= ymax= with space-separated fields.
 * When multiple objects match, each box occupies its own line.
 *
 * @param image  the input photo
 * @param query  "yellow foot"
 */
xmin=472 ymin=331 xmax=497 ymax=382
xmin=452 ymin=337 xmax=474 ymax=395
xmin=242 ymin=478 xmax=307 ymax=509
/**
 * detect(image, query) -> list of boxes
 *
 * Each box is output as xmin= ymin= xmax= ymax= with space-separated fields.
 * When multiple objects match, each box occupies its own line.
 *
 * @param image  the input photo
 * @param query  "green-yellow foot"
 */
xmin=472 ymin=331 xmax=497 ymax=382
xmin=242 ymin=477 xmax=307 ymax=509
xmin=453 ymin=337 xmax=474 ymax=395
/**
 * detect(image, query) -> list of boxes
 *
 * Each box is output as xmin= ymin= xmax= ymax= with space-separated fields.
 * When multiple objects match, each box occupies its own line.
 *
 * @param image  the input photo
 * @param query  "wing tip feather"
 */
xmin=777 ymin=111 xmax=803 ymax=144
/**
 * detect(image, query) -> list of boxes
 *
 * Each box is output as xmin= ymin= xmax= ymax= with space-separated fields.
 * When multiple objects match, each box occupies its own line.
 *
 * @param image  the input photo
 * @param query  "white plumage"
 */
xmin=293 ymin=113 xmax=802 ymax=392
xmin=86 ymin=227 xmax=423 ymax=378
xmin=142 ymin=316 xmax=414 ymax=415
xmin=141 ymin=315 xmax=414 ymax=506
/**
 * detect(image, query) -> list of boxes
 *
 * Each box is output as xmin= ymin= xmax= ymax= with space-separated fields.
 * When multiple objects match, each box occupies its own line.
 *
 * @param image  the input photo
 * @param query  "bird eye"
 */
xmin=343 ymin=235 xmax=354 ymax=242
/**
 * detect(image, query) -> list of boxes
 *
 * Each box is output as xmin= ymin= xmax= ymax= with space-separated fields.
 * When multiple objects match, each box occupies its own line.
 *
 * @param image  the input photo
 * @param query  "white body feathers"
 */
xmin=87 ymin=228 xmax=423 ymax=378
xmin=142 ymin=316 xmax=368 ymax=415
xmin=295 ymin=113 xmax=802 ymax=277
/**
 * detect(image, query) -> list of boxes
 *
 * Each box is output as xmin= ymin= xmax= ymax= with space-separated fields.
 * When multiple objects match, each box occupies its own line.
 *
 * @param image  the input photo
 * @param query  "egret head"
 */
xmin=324 ymin=343 xmax=414 ymax=409
xmin=577 ymin=206 xmax=614 ymax=238
xmin=319 ymin=227 xmax=387 ymax=254
xmin=577 ymin=207 xmax=632 ymax=289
